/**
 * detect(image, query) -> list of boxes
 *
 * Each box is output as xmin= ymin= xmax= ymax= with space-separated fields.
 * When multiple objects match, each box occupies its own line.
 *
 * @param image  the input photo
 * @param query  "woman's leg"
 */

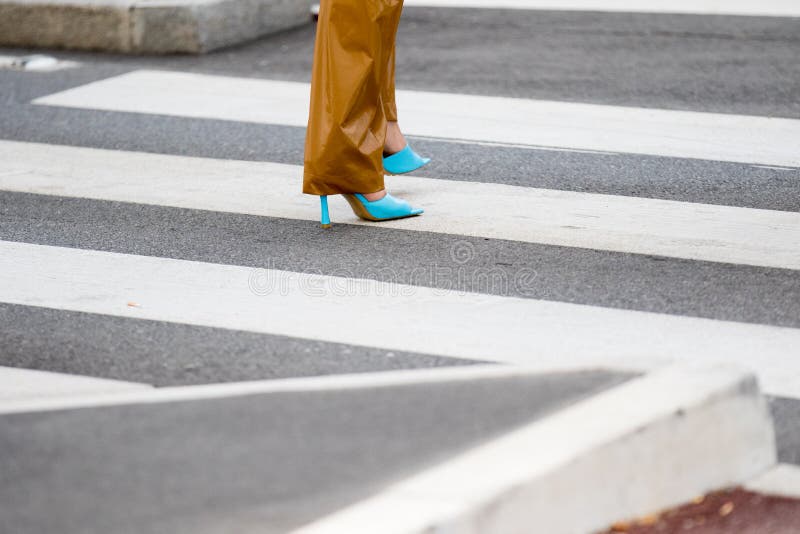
xmin=381 ymin=37 xmax=399 ymax=125
xmin=382 ymin=42 xmax=410 ymax=155
xmin=302 ymin=0 xmax=405 ymax=196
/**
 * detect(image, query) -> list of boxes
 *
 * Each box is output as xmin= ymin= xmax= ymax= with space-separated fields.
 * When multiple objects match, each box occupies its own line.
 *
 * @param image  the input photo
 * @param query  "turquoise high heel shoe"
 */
xmin=319 ymin=193 xmax=423 ymax=228
xmin=383 ymin=144 xmax=431 ymax=175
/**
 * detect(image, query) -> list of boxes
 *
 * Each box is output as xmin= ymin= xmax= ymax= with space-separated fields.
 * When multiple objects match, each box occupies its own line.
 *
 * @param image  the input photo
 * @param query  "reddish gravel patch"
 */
xmin=598 ymin=488 xmax=800 ymax=533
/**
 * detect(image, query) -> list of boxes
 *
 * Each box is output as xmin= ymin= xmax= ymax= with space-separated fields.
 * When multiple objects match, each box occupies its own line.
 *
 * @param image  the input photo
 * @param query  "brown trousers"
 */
xmin=302 ymin=0 xmax=404 ymax=196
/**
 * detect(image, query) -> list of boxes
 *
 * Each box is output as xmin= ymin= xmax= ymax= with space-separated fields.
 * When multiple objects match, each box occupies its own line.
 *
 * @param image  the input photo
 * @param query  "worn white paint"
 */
xmin=0 ymin=366 xmax=149 ymax=404
xmin=0 ymin=365 xmax=540 ymax=414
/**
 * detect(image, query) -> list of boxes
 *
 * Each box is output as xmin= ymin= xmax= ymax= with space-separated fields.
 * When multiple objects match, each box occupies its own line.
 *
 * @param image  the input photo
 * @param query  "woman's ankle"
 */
xmin=363 ymin=190 xmax=387 ymax=202
xmin=384 ymin=122 xmax=407 ymax=155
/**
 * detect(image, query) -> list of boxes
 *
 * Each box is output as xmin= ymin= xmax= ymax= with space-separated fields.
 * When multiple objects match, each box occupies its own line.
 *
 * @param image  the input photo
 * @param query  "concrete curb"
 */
xmin=293 ymin=362 xmax=777 ymax=534
xmin=745 ymin=464 xmax=800 ymax=499
xmin=0 ymin=0 xmax=313 ymax=54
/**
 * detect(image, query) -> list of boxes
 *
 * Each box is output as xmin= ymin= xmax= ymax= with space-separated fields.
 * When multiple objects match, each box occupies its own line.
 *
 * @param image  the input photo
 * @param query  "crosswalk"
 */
xmin=4 ymin=66 xmax=800 ymax=400
xmin=4 ymin=140 xmax=799 ymax=269
xmin=33 ymin=69 xmax=800 ymax=167
xmin=2 ymin=3 xmax=800 ymax=531
xmin=2 ymin=9 xmax=799 ymax=412
xmin=5 ymin=239 xmax=800 ymax=396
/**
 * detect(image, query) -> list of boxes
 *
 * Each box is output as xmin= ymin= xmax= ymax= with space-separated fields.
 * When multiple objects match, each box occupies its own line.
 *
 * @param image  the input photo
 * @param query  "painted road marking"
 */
xmin=1 ymin=241 xmax=799 ymax=398
xmin=2 ymin=140 xmax=799 ymax=270
xmin=33 ymin=70 xmax=800 ymax=168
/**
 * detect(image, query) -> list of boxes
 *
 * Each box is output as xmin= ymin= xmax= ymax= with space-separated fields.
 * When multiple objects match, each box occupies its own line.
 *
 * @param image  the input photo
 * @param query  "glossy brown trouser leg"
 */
xmin=302 ymin=0 xmax=404 ymax=196
xmin=382 ymin=41 xmax=399 ymax=123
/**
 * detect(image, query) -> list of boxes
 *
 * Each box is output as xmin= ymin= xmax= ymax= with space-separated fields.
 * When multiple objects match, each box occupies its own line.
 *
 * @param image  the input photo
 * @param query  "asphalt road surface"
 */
xmin=1 ymin=3 xmax=799 ymax=531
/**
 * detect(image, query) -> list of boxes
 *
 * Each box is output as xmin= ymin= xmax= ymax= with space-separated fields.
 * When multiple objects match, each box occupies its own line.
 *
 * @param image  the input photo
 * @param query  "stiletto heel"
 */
xmin=383 ymin=144 xmax=431 ymax=175
xmin=320 ymin=195 xmax=331 ymax=228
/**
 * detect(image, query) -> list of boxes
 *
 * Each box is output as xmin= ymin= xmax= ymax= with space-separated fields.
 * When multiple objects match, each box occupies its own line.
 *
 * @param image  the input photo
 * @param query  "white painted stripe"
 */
xmin=3 ymin=140 xmax=799 ymax=270
xmin=294 ymin=363 xmax=775 ymax=534
xmin=1 ymin=241 xmax=799 ymax=398
xmin=0 ymin=365 xmax=584 ymax=414
xmin=0 ymin=366 xmax=150 ymax=404
xmin=746 ymin=464 xmax=800 ymax=499
xmin=32 ymin=69 xmax=800 ymax=168
xmin=402 ymin=0 xmax=800 ymax=18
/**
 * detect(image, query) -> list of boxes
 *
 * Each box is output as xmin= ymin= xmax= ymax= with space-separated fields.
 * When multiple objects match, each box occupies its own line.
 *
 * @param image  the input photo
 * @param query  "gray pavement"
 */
xmin=3 ymin=8 xmax=799 ymax=116
xmin=771 ymin=397 xmax=800 ymax=465
xmin=0 ymin=370 xmax=629 ymax=534
xmin=0 ymin=301 xmax=480 ymax=386
xmin=1 ymin=99 xmax=798 ymax=211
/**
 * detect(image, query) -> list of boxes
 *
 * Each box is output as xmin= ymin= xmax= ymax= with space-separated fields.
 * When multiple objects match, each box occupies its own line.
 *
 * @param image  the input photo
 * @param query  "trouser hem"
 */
xmin=302 ymin=170 xmax=386 ymax=196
